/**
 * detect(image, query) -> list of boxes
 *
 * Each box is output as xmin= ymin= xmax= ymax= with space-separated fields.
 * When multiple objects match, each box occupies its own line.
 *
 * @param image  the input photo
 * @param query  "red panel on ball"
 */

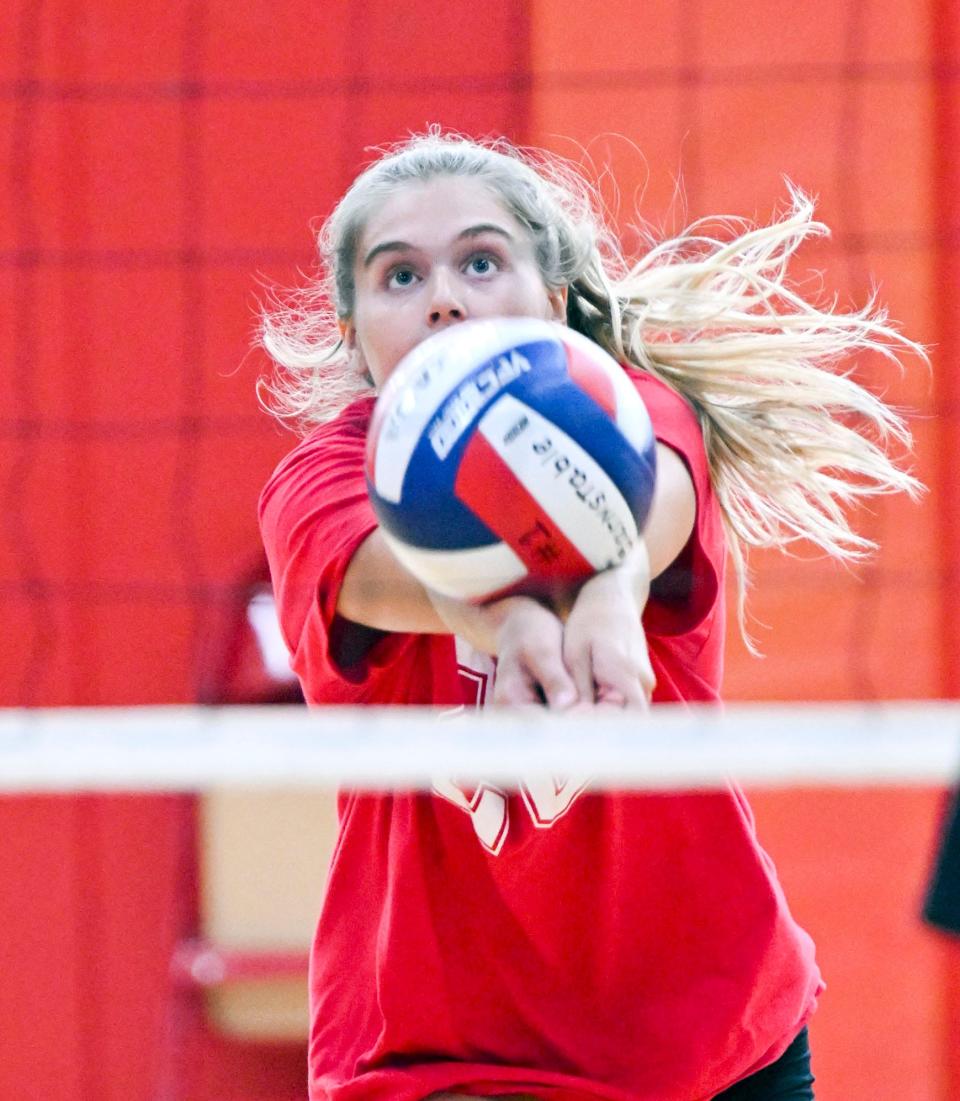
xmin=455 ymin=431 xmax=595 ymax=584
xmin=563 ymin=341 xmax=618 ymax=419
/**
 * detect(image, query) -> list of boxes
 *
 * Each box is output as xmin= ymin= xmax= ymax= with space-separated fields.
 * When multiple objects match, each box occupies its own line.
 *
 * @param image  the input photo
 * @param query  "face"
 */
xmin=342 ymin=175 xmax=567 ymax=388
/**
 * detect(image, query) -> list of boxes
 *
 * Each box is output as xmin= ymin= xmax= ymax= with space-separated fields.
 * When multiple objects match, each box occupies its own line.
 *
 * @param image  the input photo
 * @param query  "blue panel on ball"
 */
xmin=373 ymin=337 xmax=570 ymax=550
xmin=514 ymin=371 xmax=658 ymax=528
xmin=368 ymin=478 xmax=497 ymax=549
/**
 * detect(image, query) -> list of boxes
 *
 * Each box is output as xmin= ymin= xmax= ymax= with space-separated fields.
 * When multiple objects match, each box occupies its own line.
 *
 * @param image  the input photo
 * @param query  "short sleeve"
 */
xmin=628 ymin=369 xmax=724 ymax=638
xmin=258 ymin=399 xmax=419 ymax=702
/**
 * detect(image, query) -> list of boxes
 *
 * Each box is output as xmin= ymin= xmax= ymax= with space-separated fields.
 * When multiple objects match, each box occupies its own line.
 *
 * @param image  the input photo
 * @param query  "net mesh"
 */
xmin=1 ymin=0 xmax=955 ymax=709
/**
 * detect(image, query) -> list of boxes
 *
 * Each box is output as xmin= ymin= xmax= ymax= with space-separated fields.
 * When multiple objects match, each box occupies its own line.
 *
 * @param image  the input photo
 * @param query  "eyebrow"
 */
xmin=362 ymin=223 xmax=516 ymax=268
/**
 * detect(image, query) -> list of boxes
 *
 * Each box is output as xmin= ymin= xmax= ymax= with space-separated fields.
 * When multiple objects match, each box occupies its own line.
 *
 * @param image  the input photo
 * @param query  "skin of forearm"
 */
xmin=595 ymin=540 xmax=651 ymax=615
xmin=337 ymin=529 xmax=450 ymax=634
xmin=338 ymin=528 xmax=523 ymax=650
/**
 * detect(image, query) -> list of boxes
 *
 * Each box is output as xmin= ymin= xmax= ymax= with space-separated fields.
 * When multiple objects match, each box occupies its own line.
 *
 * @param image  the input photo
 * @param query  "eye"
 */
xmin=386 ymin=266 xmax=418 ymax=290
xmin=465 ymin=253 xmax=500 ymax=277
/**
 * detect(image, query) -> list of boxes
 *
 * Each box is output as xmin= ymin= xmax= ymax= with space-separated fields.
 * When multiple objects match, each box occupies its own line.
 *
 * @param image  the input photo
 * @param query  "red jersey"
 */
xmin=259 ymin=372 xmax=823 ymax=1101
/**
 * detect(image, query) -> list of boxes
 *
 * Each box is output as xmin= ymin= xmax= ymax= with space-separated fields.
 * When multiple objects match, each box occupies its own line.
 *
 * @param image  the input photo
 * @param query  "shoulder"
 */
xmin=625 ymin=368 xmax=704 ymax=454
xmin=260 ymin=398 xmax=376 ymax=510
xmin=629 ymin=368 xmax=725 ymax=643
xmin=274 ymin=396 xmax=375 ymax=469
xmin=623 ymin=368 xmax=713 ymax=510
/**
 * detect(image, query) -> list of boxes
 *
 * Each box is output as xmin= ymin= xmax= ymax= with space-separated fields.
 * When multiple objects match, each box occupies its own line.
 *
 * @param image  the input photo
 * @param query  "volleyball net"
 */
xmin=3 ymin=701 xmax=958 ymax=792
xmin=4 ymin=700 xmax=959 ymax=1101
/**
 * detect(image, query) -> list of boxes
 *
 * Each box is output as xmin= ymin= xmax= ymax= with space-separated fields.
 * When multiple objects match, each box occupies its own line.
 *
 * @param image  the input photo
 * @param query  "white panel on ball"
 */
xmin=477 ymin=394 xmax=639 ymax=570
xmin=380 ymin=531 xmax=528 ymax=601
xmin=372 ymin=318 xmax=560 ymax=504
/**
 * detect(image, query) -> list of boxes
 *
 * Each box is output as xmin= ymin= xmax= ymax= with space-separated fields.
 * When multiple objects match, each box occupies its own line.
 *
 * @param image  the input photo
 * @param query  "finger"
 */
xmin=534 ymin=659 xmax=578 ymax=710
xmin=562 ymin=634 xmax=595 ymax=704
xmin=633 ymin=646 xmax=657 ymax=703
xmin=604 ymin=681 xmax=648 ymax=710
xmin=493 ymin=661 xmax=542 ymax=707
xmin=520 ymin=638 xmax=577 ymax=709
xmin=594 ymin=693 xmax=628 ymax=713
xmin=517 ymin=622 xmax=577 ymax=710
xmin=592 ymin=650 xmax=650 ymax=710
xmin=596 ymin=686 xmax=627 ymax=708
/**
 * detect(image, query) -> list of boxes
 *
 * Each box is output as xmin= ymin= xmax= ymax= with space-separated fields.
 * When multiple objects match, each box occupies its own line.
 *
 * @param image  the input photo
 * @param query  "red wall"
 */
xmin=529 ymin=0 xmax=944 ymax=702
xmin=2 ymin=2 xmax=531 ymax=1099
xmin=2 ymin=1 xmax=958 ymax=1099
xmin=1 ymin=0 xmax=530 ymax=709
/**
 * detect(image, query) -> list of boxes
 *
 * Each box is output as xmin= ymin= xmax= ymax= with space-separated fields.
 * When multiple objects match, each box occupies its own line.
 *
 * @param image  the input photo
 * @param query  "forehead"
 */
xmin=358 ymin=175 xmax=524 ymax=254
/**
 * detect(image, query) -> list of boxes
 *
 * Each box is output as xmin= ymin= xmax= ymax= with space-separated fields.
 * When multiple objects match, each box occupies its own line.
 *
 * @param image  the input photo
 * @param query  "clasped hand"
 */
xmin=429 ymin=544 xmax=655 ymax=709
xmin=492 ymin=562 xmax=655 ymax=710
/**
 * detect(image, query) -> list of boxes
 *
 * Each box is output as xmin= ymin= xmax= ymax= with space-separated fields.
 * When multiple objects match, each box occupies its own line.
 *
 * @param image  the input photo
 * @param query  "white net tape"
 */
xmin=1 ymin=702 xmax=958 ymax=792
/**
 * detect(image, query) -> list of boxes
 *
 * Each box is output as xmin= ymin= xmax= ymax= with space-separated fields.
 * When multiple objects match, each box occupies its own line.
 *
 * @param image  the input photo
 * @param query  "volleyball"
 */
xmin=365 ymin=317 xmax=657 ymax=602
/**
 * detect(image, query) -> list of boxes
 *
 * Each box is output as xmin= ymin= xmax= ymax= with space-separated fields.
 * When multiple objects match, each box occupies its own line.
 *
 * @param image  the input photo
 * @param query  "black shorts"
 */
xmin=428 ymin=1028 xmax=816 ymax=1101
xmin=924 ymin=786 xmax=960 ymax=934
xmin=713 ymin=1027 xmax=815 ymax=1100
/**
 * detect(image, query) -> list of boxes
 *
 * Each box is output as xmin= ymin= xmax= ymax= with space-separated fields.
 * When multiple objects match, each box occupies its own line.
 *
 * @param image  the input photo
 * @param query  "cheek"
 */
xmin=515 ymin=269 xmax=557 ymax=317
xmin=353 ymin=315 xmax=417 ymax=387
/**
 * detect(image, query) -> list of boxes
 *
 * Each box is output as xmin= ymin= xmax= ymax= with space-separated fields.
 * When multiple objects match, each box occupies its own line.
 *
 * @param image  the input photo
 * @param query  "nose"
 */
xmin=426 ymin=269 xmax=466 ymax=327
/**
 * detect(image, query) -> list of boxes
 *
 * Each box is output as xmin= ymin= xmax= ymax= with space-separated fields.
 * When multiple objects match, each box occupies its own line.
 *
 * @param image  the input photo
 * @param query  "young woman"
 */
xmin=258 ymin=131 xmax=920 ymax=1101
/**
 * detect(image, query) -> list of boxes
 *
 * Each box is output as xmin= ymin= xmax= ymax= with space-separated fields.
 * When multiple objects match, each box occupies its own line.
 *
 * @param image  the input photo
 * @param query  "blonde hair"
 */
xmin=258 ymin=131 xmax=923 ymax=631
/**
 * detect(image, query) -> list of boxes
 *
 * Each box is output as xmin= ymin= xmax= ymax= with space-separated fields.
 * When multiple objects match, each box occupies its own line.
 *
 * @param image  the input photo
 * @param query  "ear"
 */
xmin=338 ymin=318 xmax=373 ymax=385
xmin=547 ymin=285 xmax=568 ymax=323
xmin=338 ymin=318 xmax=356 ymax=351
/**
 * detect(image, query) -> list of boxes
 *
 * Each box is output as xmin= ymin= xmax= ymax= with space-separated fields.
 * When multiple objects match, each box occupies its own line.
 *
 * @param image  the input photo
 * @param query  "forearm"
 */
xmin=337 ymin=528 xmax=451 ymax=635
xmin=337 ymin=528 xmax=519 ymax=653
xmin=337 ymin=528 xmax=574 ymax=706
xmin=589 ymin=539 xmax=652 ymax=617
xmin=338 ymin=441 xmax=689 ymax=639
xmin=561 ymin=539 xmax=655 ymax=707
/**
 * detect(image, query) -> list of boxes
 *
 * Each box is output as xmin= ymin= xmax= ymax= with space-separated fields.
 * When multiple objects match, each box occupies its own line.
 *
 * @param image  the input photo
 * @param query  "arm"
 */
xmin=338 ymin=529 xmax=450 ymax=636
xmin=338 ymin=442 xmax=693 ymax=632
xmin=337 ymin=528 xmax=578 ymax=707
xmin=561 ymin=442 xmax=697 ymax=708
xmin=337 ymin=442 xmax=694 ymax=708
